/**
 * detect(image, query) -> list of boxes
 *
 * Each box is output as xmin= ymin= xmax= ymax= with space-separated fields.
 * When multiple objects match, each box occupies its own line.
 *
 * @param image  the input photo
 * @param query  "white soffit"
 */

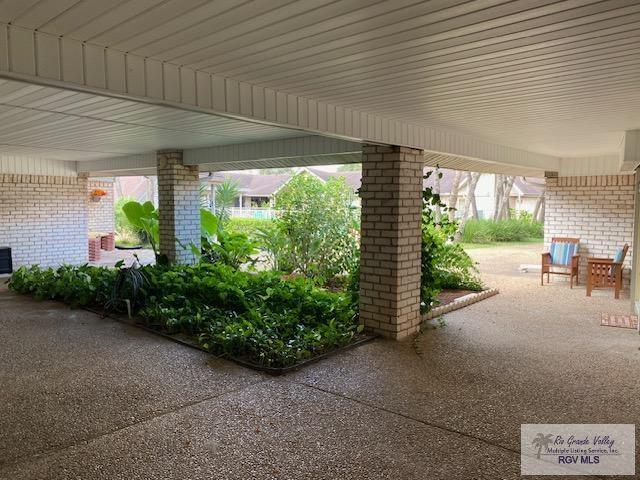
xmin=0 ymin=78 xmax=305 ymax=161
xmin=0 ymin=0 xmax=639 ymax=160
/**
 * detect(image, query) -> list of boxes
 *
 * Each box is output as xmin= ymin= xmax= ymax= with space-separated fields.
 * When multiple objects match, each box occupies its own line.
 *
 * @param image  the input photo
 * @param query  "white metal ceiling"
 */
xmin=0 ymin=79 xmax=304 ymax=160
xmin=1 ymin=0 xmax=639 ymax=157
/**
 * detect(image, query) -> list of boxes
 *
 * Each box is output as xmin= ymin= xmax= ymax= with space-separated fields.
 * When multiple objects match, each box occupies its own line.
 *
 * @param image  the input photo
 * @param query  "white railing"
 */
xmin=227 ymin=207 xmax=279 ymax=219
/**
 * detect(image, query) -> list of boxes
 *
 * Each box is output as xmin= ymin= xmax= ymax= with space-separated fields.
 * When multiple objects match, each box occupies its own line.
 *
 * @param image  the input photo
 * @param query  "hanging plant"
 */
xmin=90 ymin=188 xmax=107 ymax=202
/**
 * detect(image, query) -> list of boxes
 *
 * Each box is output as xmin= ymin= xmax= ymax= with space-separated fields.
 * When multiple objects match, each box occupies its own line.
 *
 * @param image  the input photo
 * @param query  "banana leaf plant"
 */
xmin=123 ymin=200 xmax=219 ymax=264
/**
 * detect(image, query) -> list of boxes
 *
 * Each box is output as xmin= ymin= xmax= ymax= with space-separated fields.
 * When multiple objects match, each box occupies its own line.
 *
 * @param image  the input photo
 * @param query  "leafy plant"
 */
xmin=270 ymin=173 xmax=359 ymax=280
xmin=214 ymin=178 xmax=239 ymax=222
xmin=9 ymin=264 xmax=115 ymax=308
xmin=200 ymin=229 xmax=259 ymax=269
xmin=122 ymin=200 xmax=222 ymax=264
xmin=10 ymin=262 xmax=361 ymax=368
xmin=122 ymin=201 xmax=160 ymax=258
xmin=105 ymin=259 xmax=149 ymax=315
xmin=421 ymin=169 xmax=483 ymax=313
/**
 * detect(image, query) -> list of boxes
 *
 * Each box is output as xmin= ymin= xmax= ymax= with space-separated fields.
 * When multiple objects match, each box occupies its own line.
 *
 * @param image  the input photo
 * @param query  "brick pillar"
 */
xmin=156 ymin=150 xmax=200 ymax=264
xmin=359 ymin=144 xmax=424 ymax=339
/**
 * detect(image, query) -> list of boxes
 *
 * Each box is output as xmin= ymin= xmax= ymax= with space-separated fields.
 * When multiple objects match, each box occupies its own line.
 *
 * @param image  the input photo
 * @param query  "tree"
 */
xmin=433 ymin=166 xmax=442 ymax=224
xmin=497 ymin=175 xmax=515 ymax=220
xmin=214 ymin=178 xmax=239 ymax=221
xmin=493 ymin=174 xmax=504 ymax=220
xmin=455 ymin=172 xmax=481 ymax=240
xmin=448 ymin=170 xmax=463 ymax=216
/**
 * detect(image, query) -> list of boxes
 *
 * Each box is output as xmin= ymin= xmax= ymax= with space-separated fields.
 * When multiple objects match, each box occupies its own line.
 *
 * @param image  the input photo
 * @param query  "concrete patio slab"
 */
xmin=0 ymin=284 xmax=262 ymax=465
xmin=1 ymin=380 xmax=530 ymax=480
xmin=1 ymin=243 xmax=638 ymax=478
xmin=289 ymin=243 xmax=640 ymax=460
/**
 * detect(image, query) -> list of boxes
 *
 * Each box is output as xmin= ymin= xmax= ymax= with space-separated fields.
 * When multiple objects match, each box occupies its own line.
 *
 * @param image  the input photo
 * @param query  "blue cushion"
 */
xmin=549 ymin=242 xmax=578 ymax=266
xmin=614 ymin=248 xmax=625 ymax=264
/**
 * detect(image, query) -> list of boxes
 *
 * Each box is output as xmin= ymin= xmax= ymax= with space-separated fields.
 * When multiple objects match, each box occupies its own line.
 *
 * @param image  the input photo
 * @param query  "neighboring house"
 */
xmin=202 ymin=167 xmax=361 ymax=218
xmin=448 ymin=174 xmax=544 ymax=220
xmin=203 ymin=167 xmax=544 ymax=220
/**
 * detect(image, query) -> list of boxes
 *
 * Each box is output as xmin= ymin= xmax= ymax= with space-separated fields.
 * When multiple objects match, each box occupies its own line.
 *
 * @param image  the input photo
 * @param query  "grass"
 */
xmin=460 ymin=218 xmax=543 ymax=244
xmin=459 ymin=239 xmax=543 ymax=250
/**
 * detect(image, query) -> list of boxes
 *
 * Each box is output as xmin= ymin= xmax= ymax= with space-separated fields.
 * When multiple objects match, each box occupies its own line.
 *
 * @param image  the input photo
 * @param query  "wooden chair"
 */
xmin=586 ymin=244 xmax=629 ymax=299
xmin=541 ymin=237 xmax=580 ymax=288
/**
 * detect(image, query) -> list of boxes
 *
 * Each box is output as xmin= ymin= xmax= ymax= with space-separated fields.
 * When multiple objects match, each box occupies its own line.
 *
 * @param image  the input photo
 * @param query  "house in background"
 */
xmin=200 ymin=167 xmax=544 ymax=220
xmin=202 ymin=167 xmax=361 ymax=218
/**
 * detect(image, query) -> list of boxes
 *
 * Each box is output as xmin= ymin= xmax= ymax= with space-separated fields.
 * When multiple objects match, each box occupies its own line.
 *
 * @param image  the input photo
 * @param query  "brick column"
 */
xmin=156 ymin=150 xmax=200 ymax=264
xmin=359 ymin=144 xmax=424 ymax=339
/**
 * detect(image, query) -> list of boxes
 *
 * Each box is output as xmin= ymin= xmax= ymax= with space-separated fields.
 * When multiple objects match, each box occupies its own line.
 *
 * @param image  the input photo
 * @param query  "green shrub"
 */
xmin=460 ymin=218 xmax=543 ymax=244
xmin=270 ymin=173 xmax=359 ymax=280
xmin=9 ymin=264 xmax=116 ymax=308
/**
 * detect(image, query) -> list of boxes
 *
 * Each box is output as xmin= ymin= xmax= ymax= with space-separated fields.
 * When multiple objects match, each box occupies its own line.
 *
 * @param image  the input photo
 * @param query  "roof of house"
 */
xmin=203 ymin=168 xmax=545 ymax=198
xmin=513 ymin=177 xmax=545 ymax=196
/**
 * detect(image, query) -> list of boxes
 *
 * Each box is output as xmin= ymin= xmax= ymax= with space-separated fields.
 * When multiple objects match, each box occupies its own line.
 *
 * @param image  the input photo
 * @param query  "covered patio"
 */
xmin=1 ymin=0 xmax=640 ymax=477
xmin=1 ymin=244 xmax=638 ymax=479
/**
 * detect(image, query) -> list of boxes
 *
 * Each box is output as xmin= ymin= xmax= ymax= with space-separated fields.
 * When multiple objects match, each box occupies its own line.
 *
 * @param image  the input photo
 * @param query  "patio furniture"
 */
xmin=541 ymin=237 xmax=580 ymax=288
xmin=586 ymin=244 xmax=629 ymax=299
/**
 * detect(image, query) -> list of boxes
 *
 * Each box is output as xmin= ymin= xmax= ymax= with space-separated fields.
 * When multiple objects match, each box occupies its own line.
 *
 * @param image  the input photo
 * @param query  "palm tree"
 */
xmin=214 ymin=178 xmax=239 ymax=221
xmin=532 ymin=433 xmax=553 ymax=459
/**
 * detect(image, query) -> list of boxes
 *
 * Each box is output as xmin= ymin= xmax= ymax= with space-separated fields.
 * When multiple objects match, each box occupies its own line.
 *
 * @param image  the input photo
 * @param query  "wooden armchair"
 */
xmin=541 ymin=237 xmax=580 ymax=288
xmin=586 ymin=244 xmax=629 ymax=299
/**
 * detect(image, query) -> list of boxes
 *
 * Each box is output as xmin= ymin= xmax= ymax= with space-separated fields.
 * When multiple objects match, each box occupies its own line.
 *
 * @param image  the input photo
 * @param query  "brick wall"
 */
xmin=0 ymin=174 xmax=88 ymax=267
xmin=545 ymin=175 xmax=635 ymax=287
xmin=87 ymin=179 xmax=115 ymax=233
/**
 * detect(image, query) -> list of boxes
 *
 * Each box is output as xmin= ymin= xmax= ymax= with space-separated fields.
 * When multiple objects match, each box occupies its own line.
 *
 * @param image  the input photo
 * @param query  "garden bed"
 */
xmin=9 ymin=263 xmax=363 ymax=371
xmin=109 ymin=312 xmax=374 ymax=374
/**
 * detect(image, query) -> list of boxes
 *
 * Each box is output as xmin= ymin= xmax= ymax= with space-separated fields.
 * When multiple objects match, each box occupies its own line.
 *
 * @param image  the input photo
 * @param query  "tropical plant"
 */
xmin=122 ymin=200 xmax=221 ymax=263
xmin=214 ymin=178 xmax=239 ymax=222
xmin=105 ymin=258 xmax=149 ymax=315
xmin=199 ymin=182 xmax=212 ymax=209
xmin=122 ymin=201 xmax=160 ymax=258
xmin=200 ymin=229 xmax=259 ymax=269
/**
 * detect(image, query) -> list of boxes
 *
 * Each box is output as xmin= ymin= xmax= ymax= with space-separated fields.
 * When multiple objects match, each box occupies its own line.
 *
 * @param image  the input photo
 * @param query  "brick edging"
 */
xmin=421 ymin=288 xmax=499 ymax=321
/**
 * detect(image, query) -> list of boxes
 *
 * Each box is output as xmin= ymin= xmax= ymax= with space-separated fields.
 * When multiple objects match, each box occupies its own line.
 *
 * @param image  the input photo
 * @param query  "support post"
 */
xmin=359 ymin=144 xmax=424 ymax=339
xmin=156 ymin=150 xmax=200 ymax=264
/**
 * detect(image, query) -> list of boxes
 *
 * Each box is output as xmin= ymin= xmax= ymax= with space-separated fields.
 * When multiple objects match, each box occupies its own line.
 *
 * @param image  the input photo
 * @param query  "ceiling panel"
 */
xmin=0 ymin=79 xmax=304 ymax=161
xmin=2 ymin=0 xmax=640 ymax=156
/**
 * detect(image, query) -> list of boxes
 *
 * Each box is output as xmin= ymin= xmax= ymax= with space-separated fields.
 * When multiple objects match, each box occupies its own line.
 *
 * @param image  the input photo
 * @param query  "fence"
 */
xmin=227 ymin=207 xmax=278 ymax=219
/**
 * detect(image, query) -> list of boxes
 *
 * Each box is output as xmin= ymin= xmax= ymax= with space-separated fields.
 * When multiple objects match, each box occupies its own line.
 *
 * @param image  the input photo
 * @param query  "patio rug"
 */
xmin=600 ymin=313 xmax=639 ymax=330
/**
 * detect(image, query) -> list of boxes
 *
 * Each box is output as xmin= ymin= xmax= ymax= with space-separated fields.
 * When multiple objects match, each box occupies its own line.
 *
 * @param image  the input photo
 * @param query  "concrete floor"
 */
xmin=1 ymin=243 xmax=639 ymax=479
xmin=89 ymin=247 xmax=155 ymax=267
